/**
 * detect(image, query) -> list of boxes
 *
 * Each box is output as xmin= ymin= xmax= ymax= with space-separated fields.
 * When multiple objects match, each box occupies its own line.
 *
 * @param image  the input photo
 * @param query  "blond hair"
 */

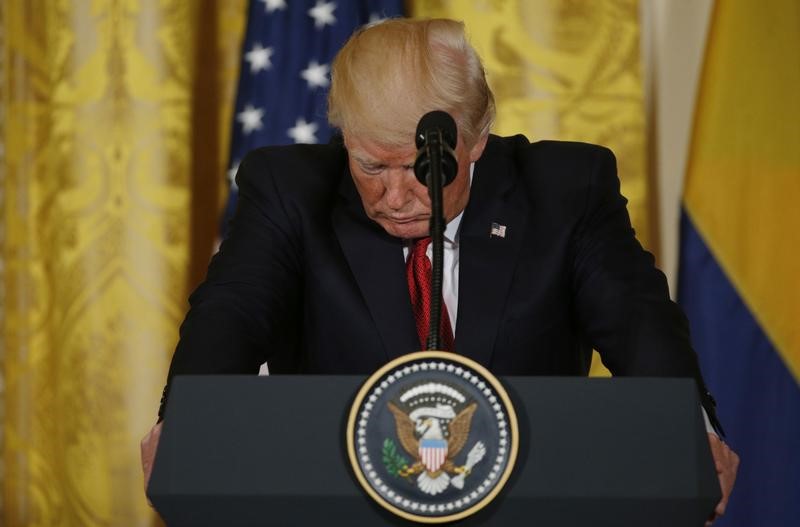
xmin=328 ymin=18 xmax=495 ymax=148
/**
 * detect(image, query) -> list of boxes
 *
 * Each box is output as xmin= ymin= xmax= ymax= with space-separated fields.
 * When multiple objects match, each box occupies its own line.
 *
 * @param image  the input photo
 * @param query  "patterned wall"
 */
xmin=0 ymin=0 xmax=6 ymax=516
xmin=0 ymin=1 xmax=245 ymax=525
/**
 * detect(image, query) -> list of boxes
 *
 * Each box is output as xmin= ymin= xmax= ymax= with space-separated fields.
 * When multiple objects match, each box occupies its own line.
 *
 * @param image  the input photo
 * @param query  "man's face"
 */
xmin=345 ymin=132 xmax=488 ymax=239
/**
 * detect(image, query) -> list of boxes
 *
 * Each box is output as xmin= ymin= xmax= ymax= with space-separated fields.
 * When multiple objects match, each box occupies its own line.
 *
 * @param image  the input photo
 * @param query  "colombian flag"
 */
xmin=677 ymin=1 xmax=800 ymax=525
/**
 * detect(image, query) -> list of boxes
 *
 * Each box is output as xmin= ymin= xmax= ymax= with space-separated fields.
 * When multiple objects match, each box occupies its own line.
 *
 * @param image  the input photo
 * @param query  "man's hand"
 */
xmin=140 ymin=421 xmax=164 ymax=504
xmin=706 ymin=432 xmax=739 ymax=526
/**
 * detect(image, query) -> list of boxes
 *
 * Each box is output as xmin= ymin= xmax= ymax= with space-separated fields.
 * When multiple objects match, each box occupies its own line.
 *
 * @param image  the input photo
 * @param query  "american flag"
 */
xmin=221 ymin=0 xmax=404 ymax=235
xmin=490 ymin=222 xmax=507 ymax=238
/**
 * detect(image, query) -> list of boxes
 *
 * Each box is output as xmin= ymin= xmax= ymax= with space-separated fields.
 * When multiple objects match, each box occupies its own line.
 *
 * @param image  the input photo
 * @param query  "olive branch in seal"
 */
xmin=381 ymin=438 xmax=410 ymax=478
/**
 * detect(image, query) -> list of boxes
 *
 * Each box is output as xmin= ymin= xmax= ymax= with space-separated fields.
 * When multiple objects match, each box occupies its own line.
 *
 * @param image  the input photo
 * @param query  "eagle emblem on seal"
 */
xmin=384 ymin=382 xmax=487 ymax=495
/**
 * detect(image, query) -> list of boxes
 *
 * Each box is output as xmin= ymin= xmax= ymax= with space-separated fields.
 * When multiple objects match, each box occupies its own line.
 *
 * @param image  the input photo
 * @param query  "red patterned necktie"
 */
xmin=406 ymin=237 xmax=455 ymax=351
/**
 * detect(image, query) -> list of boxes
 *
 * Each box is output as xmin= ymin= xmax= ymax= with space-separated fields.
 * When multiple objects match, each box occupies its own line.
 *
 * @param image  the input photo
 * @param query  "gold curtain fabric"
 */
xmin=413 ymin=0 xmax=651 ymax=376
xmin=1 ymin=1 xmax=246 ymax=525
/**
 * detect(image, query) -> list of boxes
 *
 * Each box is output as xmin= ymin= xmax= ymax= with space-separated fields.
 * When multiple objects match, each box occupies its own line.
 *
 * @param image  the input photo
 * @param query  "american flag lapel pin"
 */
xmin=490 ymin=222 xmax=507 ymax=238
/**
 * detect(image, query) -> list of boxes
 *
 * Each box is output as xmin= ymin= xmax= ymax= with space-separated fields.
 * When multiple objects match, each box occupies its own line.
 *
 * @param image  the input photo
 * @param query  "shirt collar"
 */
xmin=443 ymin=162 xmax=474 ymax=245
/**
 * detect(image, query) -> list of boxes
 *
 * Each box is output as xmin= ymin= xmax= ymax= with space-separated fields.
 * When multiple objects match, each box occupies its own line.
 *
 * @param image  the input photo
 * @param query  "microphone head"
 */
xmin=415 ymin=110 xmax=457 ymax=150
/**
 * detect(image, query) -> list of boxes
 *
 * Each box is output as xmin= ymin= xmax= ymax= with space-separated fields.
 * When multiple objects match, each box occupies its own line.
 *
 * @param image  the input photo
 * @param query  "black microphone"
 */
xmin=413 ymin=110 xmax=458 ymax=351
xmin=414 ymin=110 xmax=458 ymax=187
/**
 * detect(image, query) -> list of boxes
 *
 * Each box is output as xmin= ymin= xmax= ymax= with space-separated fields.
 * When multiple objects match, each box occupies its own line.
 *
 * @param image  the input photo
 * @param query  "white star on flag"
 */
xmin=287 ymin=118 xmax=319 ymax=144
xmin=308 ymin=1 xmax=337 ymax=29
xmin=260 ymin=0 xmax=287 ymax=13
xmin=300 ymin=60 xmax=330 ymax=88
xmin=245 ymin=43 xmax=273 ymax=73
xmin=237 ymin=104 xmax=265 ymax=135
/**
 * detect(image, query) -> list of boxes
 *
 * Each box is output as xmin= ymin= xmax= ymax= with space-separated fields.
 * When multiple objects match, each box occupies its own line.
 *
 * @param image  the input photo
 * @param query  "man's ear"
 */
xmin=469 ymin=134 xmax=489 ymax=162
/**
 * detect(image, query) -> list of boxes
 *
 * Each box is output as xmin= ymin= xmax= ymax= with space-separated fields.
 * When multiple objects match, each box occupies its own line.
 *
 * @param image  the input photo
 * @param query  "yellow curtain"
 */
xmin=412 ymin=0 xmax=651 ymax=376
xmin=1 ymin=1 xmax=246 ymax=525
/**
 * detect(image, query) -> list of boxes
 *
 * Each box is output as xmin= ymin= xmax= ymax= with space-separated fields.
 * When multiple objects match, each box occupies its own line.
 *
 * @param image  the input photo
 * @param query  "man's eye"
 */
xmin=362 ymin=165 xmax=384 ymax=175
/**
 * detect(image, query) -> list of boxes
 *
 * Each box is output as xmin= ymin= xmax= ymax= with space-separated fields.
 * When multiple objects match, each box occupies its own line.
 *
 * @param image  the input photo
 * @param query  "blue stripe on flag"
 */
xmin=678 ymin=210 xmax=800 ymax=526
xmin=420 ymin=438 xmax=448 ymax=449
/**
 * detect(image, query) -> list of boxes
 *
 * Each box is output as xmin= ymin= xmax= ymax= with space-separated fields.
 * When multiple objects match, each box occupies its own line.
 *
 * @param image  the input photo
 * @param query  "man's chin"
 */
xmin=377 ymin=218 xmax=429 ymax=239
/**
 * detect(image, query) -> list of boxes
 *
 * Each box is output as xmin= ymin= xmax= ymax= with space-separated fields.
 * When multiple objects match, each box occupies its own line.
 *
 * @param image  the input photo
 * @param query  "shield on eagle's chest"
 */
xmin=419 ymin=438 xmax=448 ymax=472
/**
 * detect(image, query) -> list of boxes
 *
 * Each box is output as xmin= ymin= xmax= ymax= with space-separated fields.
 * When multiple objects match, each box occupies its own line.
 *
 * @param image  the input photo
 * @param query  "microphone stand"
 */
xmin=423 ymin=129 xmax=446 ymax=351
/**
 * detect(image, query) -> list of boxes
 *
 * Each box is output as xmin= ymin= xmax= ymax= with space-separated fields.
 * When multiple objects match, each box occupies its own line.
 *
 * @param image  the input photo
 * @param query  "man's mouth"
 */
xmin=386 ymin=215 xmax=426 ymax=224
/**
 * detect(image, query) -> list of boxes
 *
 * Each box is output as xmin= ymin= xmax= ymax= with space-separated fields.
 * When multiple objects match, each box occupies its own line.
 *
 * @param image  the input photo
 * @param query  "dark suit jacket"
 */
xmin=161 ymin=135 xmax=719 ymax=428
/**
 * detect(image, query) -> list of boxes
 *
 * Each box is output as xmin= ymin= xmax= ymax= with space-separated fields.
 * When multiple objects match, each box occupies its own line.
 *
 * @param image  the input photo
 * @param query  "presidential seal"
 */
xmin=346 ymin=351 xmax=519 ymax=523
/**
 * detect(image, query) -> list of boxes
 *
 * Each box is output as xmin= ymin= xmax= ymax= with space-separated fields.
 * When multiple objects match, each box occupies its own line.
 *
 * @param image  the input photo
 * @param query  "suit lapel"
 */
xmin=456 ymin=141 xmax=528 ymax=367
xmin=332 ymin=169 xmax=419 ymax=361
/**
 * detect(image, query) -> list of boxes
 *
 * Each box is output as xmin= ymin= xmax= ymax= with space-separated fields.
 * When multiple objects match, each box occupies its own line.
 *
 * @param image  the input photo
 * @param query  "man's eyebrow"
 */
xmin=352 ymin=155 xmax=381 ymax=166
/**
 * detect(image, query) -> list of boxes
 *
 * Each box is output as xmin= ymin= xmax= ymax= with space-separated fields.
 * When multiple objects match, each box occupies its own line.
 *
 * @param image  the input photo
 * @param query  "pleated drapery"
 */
xmin=1 ymin=1 xmax=246 ymax=525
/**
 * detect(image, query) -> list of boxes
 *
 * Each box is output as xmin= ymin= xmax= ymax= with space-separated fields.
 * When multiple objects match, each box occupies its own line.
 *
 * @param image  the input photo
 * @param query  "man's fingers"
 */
xmin=141 ymin=424 xmax=161 ymax=478
xmin=141 ymin=421 xmax=164 ymax=505
xmin=706 ymin=433 xmax=739 ymax=525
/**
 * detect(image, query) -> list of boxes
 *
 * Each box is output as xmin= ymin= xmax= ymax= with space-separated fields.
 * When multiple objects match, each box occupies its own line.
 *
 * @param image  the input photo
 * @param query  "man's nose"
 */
xmin=384 ymin=169 xmax=416 ymax=210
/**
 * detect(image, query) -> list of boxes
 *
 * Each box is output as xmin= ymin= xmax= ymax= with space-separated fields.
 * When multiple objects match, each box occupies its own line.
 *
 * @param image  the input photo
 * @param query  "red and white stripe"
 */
xmin=420 ymin=441 xmax=448 ymax=472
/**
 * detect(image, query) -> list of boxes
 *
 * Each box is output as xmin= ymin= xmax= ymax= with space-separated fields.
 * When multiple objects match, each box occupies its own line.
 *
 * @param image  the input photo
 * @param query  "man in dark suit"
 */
xmin=142 ymin=17 xmax=737 ymax=522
